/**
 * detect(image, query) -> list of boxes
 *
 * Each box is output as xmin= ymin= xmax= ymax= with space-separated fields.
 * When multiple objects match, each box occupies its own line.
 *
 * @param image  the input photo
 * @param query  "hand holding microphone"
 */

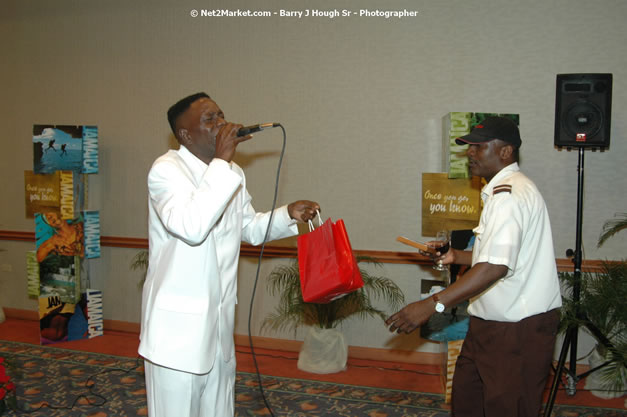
xmin=214 ymin=122 xmax=251 ymax=162
xmin=215 ymin=122 xmax=280 ymax=162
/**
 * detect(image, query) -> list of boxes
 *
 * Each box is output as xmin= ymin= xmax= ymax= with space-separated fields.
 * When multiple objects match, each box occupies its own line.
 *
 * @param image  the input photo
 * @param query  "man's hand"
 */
xmin=385 ymin=299 xmax=435 ymax=334
xmin=214 ymin=123 xmax=252 ymax=162
xmin=420 ymin=246 xmax=473 ymax=267
xmin=426 ymin=243 xmax=456 ymax=266
xmin=287 ymin=200 xmax=321 ymax=223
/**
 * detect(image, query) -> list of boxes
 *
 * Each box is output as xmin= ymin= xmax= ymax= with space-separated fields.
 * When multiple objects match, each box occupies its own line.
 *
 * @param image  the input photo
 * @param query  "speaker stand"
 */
xmin=543 ymin=148 xmax=624 ymax=416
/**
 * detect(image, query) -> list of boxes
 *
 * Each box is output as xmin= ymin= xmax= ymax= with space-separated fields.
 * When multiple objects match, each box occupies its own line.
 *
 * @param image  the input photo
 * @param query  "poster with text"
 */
xmin=33 ymin=125 xmax=98 ymax=174
xmin=24 ymin=170 xmax=85 ymax=219
xmin=35 ymin=212 xmax=84 ymax=304
xmin=421 ymin=173 xmax=483 ymax=237
xmin=38 ymin=289 xmax=103 ymax=345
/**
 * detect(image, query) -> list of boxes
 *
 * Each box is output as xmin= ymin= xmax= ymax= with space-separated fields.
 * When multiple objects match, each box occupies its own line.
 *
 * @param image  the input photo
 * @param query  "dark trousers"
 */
xmin=452 ymin=309 xmax=560 ymax=417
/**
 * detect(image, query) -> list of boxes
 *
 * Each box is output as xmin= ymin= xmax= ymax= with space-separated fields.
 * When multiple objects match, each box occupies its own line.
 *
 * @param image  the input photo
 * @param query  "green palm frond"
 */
xmin=598 ymin=212 xmax=627 ymax=248
xmin=596 ymin=340 xmax=627 ymax=393
xmin=558 ymin=261 xmax=627 ymax=391
xmin=559 ymin=262 xmax=627 ymax=338
xmin=131 ymin=249 xmax=149 ymax=288
xmin=262 ymin=256 xmax=405 ymax=335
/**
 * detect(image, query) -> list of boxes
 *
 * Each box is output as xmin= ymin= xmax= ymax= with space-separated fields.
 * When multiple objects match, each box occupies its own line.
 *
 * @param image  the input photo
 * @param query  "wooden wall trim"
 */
xmin=0 ymin=229 xmax=610 ymax=272
xmin=232 ymin=334 xmax=443 ymax=366
xmin=0 ymin=231 xmax=149 ymax=249
xmin=0 ymin=230 xmax=35 ymax=242
xmin=3 ymin=308 xmax=441 ymax=365
xmin=2 ymin=308 xmax=588 ymax=368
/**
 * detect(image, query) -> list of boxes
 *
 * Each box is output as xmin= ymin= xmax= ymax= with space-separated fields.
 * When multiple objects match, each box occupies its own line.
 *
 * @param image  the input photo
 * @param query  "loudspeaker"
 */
xmin=554 ymin=73 xmax=612 ymax=148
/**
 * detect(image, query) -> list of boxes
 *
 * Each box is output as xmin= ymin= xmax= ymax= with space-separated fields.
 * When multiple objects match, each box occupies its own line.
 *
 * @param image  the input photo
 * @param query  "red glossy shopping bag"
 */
xmin=297 ymin=216 xmax=364 ymax=303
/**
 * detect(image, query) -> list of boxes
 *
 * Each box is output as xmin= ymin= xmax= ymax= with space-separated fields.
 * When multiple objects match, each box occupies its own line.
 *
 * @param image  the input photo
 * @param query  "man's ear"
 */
xmin=178 ymin=128 xmax=190 ymax=144
xmin=499 ymin=143 xmax=514 ymax=160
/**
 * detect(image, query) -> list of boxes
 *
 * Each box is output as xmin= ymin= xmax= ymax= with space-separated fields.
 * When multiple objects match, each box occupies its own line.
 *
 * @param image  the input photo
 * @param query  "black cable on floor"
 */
xmin=8 ymin=355 xmax=143 ymax=414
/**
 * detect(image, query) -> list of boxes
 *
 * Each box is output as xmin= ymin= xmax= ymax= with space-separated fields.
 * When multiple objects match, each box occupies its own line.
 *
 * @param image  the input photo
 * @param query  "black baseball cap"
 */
xmin=455 ymin=116 xmax=522 ymax=148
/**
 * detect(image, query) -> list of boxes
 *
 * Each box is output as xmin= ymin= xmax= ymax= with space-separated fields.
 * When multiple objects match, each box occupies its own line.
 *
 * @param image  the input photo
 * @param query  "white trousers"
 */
xmin=144 ymin=344 xmax=236 ymax=417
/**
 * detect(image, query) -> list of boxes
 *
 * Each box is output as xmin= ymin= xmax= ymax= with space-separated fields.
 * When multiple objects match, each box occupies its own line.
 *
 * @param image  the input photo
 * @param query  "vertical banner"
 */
xmin=83 ymin=211 xmax=101 ymax=259
xmin=82 ymin=126 xmax=99 ymax=174
xmin=422 ymin=173 xmax=482 ymax=237
xmin=85 ymin=289 xmax=104 ymax=338
xmin=28 ymin=124 xmax=102 ymax=343
xmin=442 ymin=112 xmax=473 ymax=179
xmin=26 ymin=251 xmax=40 ymax=298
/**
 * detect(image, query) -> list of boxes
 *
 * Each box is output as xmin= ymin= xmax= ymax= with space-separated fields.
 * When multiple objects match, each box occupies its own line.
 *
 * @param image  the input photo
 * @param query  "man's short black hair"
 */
xmin=167 ymin=92 xmax=211 ymax=136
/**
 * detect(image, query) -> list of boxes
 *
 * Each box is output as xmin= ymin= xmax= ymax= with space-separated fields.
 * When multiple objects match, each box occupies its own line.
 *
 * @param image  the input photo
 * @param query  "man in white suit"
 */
xmin=139 ymin=92 xmax=320 ymax=417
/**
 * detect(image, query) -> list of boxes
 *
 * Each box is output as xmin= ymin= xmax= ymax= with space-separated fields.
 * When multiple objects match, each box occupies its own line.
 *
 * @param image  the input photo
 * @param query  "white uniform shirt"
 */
xmin=139 ymin=145 xmax=298 ymax=374
xmin=468 ymin=163 xmax=562 ymax=322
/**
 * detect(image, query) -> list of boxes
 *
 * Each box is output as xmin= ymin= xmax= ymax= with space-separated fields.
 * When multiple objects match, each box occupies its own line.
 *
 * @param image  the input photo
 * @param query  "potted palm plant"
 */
xmin=262 ymin=256 xmax=404 ymax=374
xmin=559 ymin=212 xmax=627 ymax=398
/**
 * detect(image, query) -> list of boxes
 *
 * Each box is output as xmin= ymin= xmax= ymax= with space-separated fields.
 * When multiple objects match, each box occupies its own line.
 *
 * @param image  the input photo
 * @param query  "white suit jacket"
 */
xmin=138 ymin=145 xmax=298 ymax=374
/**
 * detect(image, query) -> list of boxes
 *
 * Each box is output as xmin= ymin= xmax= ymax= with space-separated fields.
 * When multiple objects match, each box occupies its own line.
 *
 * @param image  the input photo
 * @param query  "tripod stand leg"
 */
xmin=544 ymin=327 xmax=574 ymax=416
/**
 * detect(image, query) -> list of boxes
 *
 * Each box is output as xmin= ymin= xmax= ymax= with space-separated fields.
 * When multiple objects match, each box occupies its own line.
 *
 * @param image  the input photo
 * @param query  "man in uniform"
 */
xmin=386 ymin=116 xmax=561 ymax=416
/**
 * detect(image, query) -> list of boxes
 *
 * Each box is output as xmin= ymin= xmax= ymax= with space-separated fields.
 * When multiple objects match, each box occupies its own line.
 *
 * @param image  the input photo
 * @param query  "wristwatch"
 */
xmin=433 ymin=294 xmax=445 ymax=313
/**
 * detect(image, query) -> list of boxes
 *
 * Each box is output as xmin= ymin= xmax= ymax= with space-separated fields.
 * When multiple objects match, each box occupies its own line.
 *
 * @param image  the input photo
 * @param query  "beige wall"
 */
xmin=1 ymin=0 xmax=626 ymax=357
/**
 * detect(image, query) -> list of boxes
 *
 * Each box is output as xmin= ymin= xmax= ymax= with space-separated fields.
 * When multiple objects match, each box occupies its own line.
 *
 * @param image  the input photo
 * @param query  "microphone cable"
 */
xmin=5 ymin=355 xmax=143 ymax=414
xmin=246 ymin=123 xmax=286 ymax=417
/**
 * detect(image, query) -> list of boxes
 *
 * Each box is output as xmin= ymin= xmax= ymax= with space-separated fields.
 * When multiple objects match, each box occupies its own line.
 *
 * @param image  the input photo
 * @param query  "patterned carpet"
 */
xmin=0 ymin=340 xmax=624 ymax=416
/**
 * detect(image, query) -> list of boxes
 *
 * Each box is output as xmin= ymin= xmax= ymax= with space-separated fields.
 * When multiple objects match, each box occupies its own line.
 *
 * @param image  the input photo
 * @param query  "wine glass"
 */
xmin=430 ymin=230 xmax=451 ymax=271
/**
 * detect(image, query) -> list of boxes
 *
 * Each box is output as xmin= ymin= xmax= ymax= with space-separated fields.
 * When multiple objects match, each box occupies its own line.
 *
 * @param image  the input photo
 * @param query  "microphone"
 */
xmin=237 ymin=123 xmax=279 ymax=137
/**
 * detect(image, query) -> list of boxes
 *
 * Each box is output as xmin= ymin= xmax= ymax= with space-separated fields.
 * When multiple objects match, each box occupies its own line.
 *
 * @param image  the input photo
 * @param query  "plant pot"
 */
xmin=584 ymin=346 xmax=627 ymax=399
xmin=297 ymin=327 xmax=347 ymax=374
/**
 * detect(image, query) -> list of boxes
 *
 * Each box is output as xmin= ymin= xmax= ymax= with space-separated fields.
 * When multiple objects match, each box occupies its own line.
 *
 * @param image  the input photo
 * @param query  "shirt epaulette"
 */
xmin=493 ymin=184 xmax=512 ymax=195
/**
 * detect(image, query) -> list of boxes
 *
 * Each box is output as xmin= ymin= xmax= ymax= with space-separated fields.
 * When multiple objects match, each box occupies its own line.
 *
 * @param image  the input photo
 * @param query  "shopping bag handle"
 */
xmin=307 ymin=209 xmax=323 ymax=232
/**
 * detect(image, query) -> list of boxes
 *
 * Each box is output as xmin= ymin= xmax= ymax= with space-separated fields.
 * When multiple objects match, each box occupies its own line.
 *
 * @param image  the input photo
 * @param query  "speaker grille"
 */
xmin=562 ymin=100 xmax=603 ymax=141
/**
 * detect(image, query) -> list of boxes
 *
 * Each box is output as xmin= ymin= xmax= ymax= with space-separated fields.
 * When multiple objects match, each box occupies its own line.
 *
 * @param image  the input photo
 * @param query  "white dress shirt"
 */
xmin=468 ymin=163 xmax=562 ymax=322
